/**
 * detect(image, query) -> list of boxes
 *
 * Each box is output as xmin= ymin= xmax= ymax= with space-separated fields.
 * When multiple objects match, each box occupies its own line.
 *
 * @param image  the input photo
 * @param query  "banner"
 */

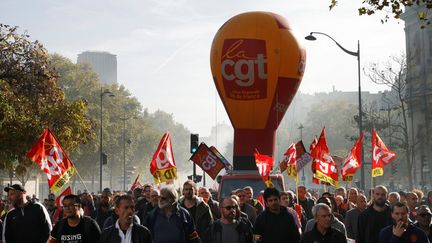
xmin=371 ymin=129 xmax=396 ymax=177
xmin=254 ymin=149 xmax=274 ymax=187
xmin=53 ymin=186 xmax=72 ymax=223
xmin=150 ymin=132 xmax=177 ymax=184
xmin=310 ymin=128 xmax=339 ymax=188
xmin=209 ymin=146 xmax=232 ymax=169
xmin=190 ymin=143 xmax=225 ymax=179
xmin=280 ymin=140 xmax=311 ymax=173
xmin=341 ymin=132 xmax=364 ymax=182
xmin=27 ymin=128 xmax=76 ymax=193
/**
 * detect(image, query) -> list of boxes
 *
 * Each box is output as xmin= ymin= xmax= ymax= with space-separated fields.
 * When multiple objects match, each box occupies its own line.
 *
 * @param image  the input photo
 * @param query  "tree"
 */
xmin=330 ymin=0 xmax=432 ymax=27
xmin=0 ymin=24 xmax=93 ymax=185
xmin=363 ymin=53 xmax=414 ymax=188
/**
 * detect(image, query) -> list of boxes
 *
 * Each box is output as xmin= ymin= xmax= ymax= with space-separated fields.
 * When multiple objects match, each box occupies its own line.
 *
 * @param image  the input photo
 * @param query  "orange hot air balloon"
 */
xmin=210 ymin=11 xmax=306 ymax=170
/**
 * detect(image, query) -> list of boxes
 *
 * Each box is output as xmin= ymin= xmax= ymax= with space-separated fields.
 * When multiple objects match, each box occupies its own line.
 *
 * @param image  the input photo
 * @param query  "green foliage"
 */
xmin=330 ymin=0 xmax=432 ymax=27
xmin=0 ymin=24 xmax=93 ymax=181
xmin=49 ymin=55 xmax=193 ymax=189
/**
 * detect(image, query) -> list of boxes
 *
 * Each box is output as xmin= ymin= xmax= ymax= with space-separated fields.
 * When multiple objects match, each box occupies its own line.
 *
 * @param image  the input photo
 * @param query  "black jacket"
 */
xmin=99 ymin=222 xmax=152 ymax=243
xmin=301 ymin=224 xmax=347 ymax=243
xmin=254 ymin=206 xmax=300 ymax=243
xmin=203 ymin=218 xmax=253 ymax=243
xmin=356 ymin=204 xmax=392 ymax=243
xmin=3 ymin=202 xmax=52 ymax=243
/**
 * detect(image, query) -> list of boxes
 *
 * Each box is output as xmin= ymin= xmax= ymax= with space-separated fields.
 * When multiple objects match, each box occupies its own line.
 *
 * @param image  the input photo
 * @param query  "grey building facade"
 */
xmin=77 ymin=51 xmax=117 ymax=85
xmin=402 ymin=6 xmax=432 ymax=186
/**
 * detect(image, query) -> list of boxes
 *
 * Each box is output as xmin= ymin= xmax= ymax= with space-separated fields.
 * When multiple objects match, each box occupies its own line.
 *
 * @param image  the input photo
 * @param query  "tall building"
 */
xmin=77 ymin=51 xmax=117 ymax=85
xmin=402 ymin=6 xmax=432 ymax=186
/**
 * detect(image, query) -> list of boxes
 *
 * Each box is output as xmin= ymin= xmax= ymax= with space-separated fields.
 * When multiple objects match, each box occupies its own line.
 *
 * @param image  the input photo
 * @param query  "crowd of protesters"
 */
xmin=0 ymin=182 xmax=431 ymax=243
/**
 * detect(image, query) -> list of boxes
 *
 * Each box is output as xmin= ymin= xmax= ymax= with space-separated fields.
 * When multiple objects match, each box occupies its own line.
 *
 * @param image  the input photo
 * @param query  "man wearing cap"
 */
xmin=2 ymin=184 xmax=52 ymax=243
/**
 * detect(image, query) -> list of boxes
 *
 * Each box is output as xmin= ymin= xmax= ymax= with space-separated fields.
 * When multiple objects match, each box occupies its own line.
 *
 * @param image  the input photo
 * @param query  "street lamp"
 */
xmin=100 ymin=88 xmax=114 ymax=192
xmin=305 ymin=32 xmax=364 ymax=189
xmin=118 ymin=115 xmax=137 ymax=191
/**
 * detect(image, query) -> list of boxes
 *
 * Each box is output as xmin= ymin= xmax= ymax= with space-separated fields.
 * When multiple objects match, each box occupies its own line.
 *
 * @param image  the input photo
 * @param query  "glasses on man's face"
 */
xmin=62 ymin=204 xmax=79 ymax=209
xmin=223 ymin=205 xmax=237 ymax=210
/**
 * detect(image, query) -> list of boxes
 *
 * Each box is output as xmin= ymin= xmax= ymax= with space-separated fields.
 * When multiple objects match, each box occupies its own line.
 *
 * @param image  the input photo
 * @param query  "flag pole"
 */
xmin=295 ymin=176 xmax=299 ymax=205
xmin=74 ymin=167 xmax=89 ymax=192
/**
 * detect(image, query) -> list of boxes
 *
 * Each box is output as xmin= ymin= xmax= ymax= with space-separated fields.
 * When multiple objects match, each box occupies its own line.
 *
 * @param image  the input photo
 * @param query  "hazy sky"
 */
xmin=1 ymin=0 xmax=406 ymax=136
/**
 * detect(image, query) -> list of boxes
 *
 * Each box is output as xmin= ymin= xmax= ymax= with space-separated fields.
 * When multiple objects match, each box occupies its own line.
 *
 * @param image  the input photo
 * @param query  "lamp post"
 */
xmin=118 ymin=115 xmax=136 ymax=191
xmin=305 ymin=32 xmax=364 ymax=189
xmin=100 ymin=88 xmax=114 ymax=192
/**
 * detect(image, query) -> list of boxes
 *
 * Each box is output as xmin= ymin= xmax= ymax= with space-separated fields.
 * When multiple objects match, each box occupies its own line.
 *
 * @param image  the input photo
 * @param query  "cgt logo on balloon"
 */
xmin=221 ymin=39 xmax=267 ymax=100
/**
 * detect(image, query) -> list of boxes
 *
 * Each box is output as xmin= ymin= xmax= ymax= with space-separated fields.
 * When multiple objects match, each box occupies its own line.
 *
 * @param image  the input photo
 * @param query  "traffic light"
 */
xmin=190 ymin=134 xmax=199 ymax=153
xmin=102 ymin=152 xmax=108 ymax=165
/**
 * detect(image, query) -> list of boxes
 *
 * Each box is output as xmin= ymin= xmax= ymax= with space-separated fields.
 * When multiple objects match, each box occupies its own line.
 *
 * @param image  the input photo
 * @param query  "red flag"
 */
xmin=150 ymin=132 xmax=177 ymax=184
xmin=27 ymin=128 xmax=76 ymax=193
xmin=310 ymin=128 xmax=339 ymax=187
xmin=254 ymin=149 xmax=274 ymax=187
xmin=371 ymin=129 xmax=396 ymax=177
xmin=310 ymin=136 xmax=320 ymax=184
xmin=190 ymin=143 xmax=225 ymax=180
xmin=130 ymin=175 xmax=142 ymax=191
xmin=341 ymin=132 xmax=364 ymax=181
xmin=284 ymin=143 xmax=298 ymax=181
xmin=52 ymin=186 xmax=72 ymax=223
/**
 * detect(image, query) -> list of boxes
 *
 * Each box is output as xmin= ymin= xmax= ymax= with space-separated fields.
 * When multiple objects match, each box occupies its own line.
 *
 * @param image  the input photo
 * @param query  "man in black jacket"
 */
xmin=357 ymin=185 xmax=393 ymax=243
xmin=3 ymin=184 xmax=52 ymax=243
xmin=99 ymin=194 xmax=151 ymax=243
xmin=301 ymin=203 xmax=347 ymax=243
xmin=254 ymin=187 xmax=300 ymax=243
xmin=50 ymin=194 xmax=101 ymax=243
xmin=204 ymin=197 xmax=253 ymax=243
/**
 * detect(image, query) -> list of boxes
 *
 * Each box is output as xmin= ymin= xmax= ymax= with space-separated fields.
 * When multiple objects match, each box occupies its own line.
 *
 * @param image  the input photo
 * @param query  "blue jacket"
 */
xmin=379 ymin=224 xmax=430 ymax=243
xmin=143 ymin=203 xmax=200 ymax=243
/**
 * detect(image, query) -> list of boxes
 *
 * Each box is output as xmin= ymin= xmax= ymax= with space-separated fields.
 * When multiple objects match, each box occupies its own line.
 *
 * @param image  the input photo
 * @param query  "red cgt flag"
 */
xmin=284 ymin=143 xmax=298 ymax=181
xmin=190 ymin=143 xmax=225 ymax=180
xmin=254 ymin=149 xmax=274 ymax=187
xmin=27 ymin=128 xmax=76 ymax=193
xmin=341 ymin=131 xmax=364 ymax=182
xmin=52 ymin=186 xmax=72 ymax=223
xmin=150 ymin=132 xmax=177 ymax=184
xmin=371 ymin=129 xmax=396 ymax=177
xmin=310 ymin=128 xmax=339 ymax=188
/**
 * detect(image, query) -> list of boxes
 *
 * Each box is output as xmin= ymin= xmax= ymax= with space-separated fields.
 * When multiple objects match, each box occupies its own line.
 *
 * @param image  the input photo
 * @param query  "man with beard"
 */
xmin=204 ymin=197 xmax=253 ymax=243
xmin=179 ymin=180 xmax=213 ymax=237
xmin=99 ymin=195 xmax=151 ymax=243
xmin=301 ymin=203 xmax=347 ymax=243
xmin=345 ymin=194 xmax=367 ymax=240
xmin=144 ymin=186 xmax=200 ymax=243
xmin=357 ymin=185 xmax=393 ymax=243
xmin=414 ymin=205 xmax=432 ymax=242
xmin=96 ymin=188 xmax=114 ymax=229
xmin=3 ymin=184 xmax=52 ymax=243
xmin=50 ymin=194 xmax=101 ymax=243
xmin=199 ymin=187 xmax=220 ymax=220
xmin=379 ymin=202 xmax=429 ymax=243
xmin=254 ymin=187 xmax=300 ymax=243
